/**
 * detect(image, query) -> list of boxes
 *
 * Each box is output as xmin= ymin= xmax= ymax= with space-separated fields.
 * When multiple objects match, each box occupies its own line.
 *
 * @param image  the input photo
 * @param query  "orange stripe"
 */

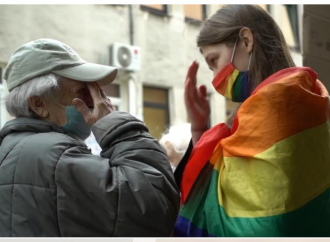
xmin=213 ymin=64 xmax=235 ymax=95
xmin=217 ymin=75 xmax=230 ymax=95
xmin=222 ymin=69 xmax=330 ymax=157
xmin=231 ymin=67 xmax=321 ymax=134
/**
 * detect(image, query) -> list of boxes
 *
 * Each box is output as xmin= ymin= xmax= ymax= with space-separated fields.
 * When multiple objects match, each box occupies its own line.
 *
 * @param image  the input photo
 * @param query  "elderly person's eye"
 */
xmin=73 ymin=88 xmax=91 ymax=99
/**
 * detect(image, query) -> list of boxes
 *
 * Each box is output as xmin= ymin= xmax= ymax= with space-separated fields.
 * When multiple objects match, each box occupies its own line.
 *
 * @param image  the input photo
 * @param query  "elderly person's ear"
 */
xmin=28 ymin=96 xmax=49 ymax=118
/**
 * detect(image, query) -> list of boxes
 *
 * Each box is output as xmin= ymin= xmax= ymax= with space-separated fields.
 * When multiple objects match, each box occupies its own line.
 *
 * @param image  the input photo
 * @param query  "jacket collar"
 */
xmin=0 ymin=117 xmax=84 ymax=145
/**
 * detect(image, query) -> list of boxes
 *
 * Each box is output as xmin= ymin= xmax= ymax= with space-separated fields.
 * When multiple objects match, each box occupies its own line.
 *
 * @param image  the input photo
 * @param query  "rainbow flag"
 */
xmin=174 ymin=67 xmax=330 ymax=237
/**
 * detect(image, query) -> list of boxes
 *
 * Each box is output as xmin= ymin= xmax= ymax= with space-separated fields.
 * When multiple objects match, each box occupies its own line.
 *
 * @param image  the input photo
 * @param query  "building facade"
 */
xmin=0 ymin=4 xmax=302 ymax=141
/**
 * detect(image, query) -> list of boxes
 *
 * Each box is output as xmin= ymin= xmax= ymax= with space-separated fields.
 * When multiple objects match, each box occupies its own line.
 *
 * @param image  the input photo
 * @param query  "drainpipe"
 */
xmin=129 ymin=5 xmax=134 ymax=45
xmin=128 ymin=5 xmax=138 ymax=118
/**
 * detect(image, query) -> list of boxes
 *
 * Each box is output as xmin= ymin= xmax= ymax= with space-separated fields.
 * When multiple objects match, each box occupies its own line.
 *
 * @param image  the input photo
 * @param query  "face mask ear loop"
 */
xmin=231 ymin=37 xmax=239 ymax=63
xmin=248 ymin=52 xmax=252 ymax=71
xmin=54 ymin=101 xmax=66 ymax=109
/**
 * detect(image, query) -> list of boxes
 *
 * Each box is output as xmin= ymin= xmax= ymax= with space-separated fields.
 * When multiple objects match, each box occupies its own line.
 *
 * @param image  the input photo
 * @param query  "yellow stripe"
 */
xmin=224 ymin=69 xmax=239 ymax=100
xmin=213 ymin=120 xmax=330 ymax=217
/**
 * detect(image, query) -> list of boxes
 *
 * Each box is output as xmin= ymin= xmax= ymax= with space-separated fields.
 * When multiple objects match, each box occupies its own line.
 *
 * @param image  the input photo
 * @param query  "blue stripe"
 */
xmin=174 ymin=216 xmax=214 ymax=237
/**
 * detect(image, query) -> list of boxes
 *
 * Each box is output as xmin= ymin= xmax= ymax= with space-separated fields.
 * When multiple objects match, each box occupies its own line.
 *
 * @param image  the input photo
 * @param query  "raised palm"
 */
xmin=184 ymin=61 xmax=210 ymax=132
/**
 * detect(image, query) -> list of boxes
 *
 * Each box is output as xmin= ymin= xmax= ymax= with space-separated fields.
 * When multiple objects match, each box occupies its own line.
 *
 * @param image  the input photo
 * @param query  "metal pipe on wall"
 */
xmin=129 ymin=5 xmax=134 ymax=45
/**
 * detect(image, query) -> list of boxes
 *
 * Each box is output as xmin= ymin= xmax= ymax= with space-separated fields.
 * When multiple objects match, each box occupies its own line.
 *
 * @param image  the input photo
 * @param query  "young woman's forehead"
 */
xmin=201 ymin=43 xmax=230 ymax=57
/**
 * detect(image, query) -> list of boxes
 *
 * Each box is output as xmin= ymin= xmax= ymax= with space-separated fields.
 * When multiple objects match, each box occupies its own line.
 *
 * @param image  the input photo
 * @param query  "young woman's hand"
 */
xmin=184 ymin=61 xmax=210 ymax=145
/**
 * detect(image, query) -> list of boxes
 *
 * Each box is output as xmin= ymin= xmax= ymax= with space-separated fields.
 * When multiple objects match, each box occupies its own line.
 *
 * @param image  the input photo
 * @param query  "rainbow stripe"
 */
xmin=231 ymin=71 xmax=249 ymax=102
xmin=174 ymin=67 xmax=330 ymax=237
xmin=212 ymin=64 xmax=250 ymax=102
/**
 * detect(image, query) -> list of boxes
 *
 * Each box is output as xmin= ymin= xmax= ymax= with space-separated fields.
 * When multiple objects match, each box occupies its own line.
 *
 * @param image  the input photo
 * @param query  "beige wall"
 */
xmin=0 ymin=4 xmax=226 ymax=129
xmin=0 ymin=4 xmax=303 ymax=129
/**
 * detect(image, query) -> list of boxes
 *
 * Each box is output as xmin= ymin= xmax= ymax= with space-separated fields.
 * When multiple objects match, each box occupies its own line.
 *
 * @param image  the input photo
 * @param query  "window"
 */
xmin=140 ymin=4 xmax=168 ymax=16
xmin=143 ymin=87 xmax=170 ymax=140
xmin=219 ymin=4 xmax=269 ymax=11
xmin=184 ymin=4 xmax=207 ymax=22
xmin=285 ymin=5 xmax=300 ymax=51
xmin=258 ymin=4 xmax=268 ymax=12
xmin=269 ymin=5 xmax=300 ymax=52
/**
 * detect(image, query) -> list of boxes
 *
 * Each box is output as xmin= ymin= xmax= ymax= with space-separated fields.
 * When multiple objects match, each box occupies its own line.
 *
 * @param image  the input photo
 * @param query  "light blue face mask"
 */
xmin=55 ymin=102 xmax=92 ymax=140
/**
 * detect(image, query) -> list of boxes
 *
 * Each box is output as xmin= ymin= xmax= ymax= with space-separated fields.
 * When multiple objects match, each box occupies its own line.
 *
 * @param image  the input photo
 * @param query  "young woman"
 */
xmin=174 ymin=5 xmax=330 ymax=237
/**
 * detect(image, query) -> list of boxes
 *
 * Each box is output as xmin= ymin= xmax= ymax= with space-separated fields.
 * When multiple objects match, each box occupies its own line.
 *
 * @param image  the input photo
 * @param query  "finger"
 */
xmin=186 ymin=61 xmax=199 ymax=86
xmin=185 ymin=78 xmax=201 ymax=118
xmin=184 ymin=78 xmax=195 ymax=109
xmin=104 ymin=97 xmax=115 ymax=110
xmin=198 ymin=85 xmax=207 ymax=99
xmin=94 ymin=81 xmax=104 ymax=91
xmin=185 ymin=61 xmax=198 ymax=80
xmin=72 ymin=98 xmax=92 ymax=121
xmin=190 ymin=83 xmax=199 ymax=106
xmin=198 ymin=85 xmax=211 ymax=113
xmin=87 ymin=82 xmax=102 ymax=102
xmin=100 ymin=89 xmax=107 ymax=99
xmin=95 ymin=82 xmax=109 ymax=100
xmin=111 ymin=104 xmax=117 ymax=111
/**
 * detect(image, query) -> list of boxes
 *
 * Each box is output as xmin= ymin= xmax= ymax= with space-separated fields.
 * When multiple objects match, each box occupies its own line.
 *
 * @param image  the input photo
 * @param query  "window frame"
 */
xmin=184 ymin=4 xmax=207 ymax=25
xmin=143 ymin=86 xmax=170 ymax=136
xmin=269 ymin=4 xmax=301 ymax=53
xmin=101 ymin=81 xmax=128 ymax=112
xmin=140 ymin=4 xmax=169 ymax=17
xmin=285 ymin=4 xmax=301 ymax=52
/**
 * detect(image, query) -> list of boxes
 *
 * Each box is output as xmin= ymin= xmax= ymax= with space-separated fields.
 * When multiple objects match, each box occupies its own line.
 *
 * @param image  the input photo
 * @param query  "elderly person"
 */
xmin=159 ymin=123 xmax=191 ymax=171
xmin=0 ymin=39 xmax=180 ymax=237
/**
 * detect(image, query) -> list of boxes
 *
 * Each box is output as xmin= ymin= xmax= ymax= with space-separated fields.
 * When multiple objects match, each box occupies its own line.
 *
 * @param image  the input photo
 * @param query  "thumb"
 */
xmin=72 ymin=98 xmax=91 ymax=120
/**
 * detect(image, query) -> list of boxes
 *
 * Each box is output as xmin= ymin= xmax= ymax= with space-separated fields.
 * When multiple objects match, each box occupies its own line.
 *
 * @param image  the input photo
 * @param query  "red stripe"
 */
xmin=212 ymin=63 xmax=235 ymax=94
xmin=181 ymin=123 xmax=231 ymax=204
xmin=252 ymin=67 xmax=317 ymax=94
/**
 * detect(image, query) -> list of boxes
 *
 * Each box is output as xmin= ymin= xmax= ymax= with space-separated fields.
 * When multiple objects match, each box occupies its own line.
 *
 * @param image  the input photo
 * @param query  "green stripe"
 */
xmin=180 ymin=168 xmax=330 ymax=236
xmin=232 ymin=73 xmax=243 ymax=101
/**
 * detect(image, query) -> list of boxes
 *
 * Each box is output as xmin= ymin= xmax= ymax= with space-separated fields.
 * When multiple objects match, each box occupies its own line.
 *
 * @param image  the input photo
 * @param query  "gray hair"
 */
xmin=5 ymin=73 xmax=61 ymax=118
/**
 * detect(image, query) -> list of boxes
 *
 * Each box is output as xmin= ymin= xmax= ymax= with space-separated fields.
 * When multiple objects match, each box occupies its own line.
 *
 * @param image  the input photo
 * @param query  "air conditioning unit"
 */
xmin=110 ymin=42 xmax=141 ymax=71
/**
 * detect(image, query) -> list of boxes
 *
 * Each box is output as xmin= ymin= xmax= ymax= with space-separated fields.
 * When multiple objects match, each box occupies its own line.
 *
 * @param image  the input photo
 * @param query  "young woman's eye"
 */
xmin=211 ymin=58 xmax=218 ymax=66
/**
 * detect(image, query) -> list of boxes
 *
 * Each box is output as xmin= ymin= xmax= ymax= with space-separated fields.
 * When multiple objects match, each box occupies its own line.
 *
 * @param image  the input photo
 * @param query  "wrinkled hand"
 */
xmin=72 ymin=82 xmax=116 ymax=126
xmin=185 ymin=61 xmax=210 ymax=132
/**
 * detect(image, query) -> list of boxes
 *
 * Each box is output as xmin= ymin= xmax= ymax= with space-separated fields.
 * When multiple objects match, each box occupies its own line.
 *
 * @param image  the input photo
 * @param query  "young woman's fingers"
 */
xmin=184 ymin=78 xmax=194 ymax=109
xmin=198 ymin=85 xmax=208 ymax=98
xmin=188 ymin=61 xmax=199 ymax=86
xmin=185 ymin=79 xmax=204 ymax=119
xmin=186 ymin=61 xmax=199 ymax=85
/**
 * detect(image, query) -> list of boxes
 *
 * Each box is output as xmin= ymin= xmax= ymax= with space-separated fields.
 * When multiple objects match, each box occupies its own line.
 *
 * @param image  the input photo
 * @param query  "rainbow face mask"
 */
xmin=212 ymin=39 xmax=252 ymax=102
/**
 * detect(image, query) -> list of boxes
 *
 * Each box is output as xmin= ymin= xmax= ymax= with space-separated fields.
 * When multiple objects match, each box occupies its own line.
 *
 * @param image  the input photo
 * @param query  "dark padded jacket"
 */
xmin=0 ymin=111 xmax=180 ymax=237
